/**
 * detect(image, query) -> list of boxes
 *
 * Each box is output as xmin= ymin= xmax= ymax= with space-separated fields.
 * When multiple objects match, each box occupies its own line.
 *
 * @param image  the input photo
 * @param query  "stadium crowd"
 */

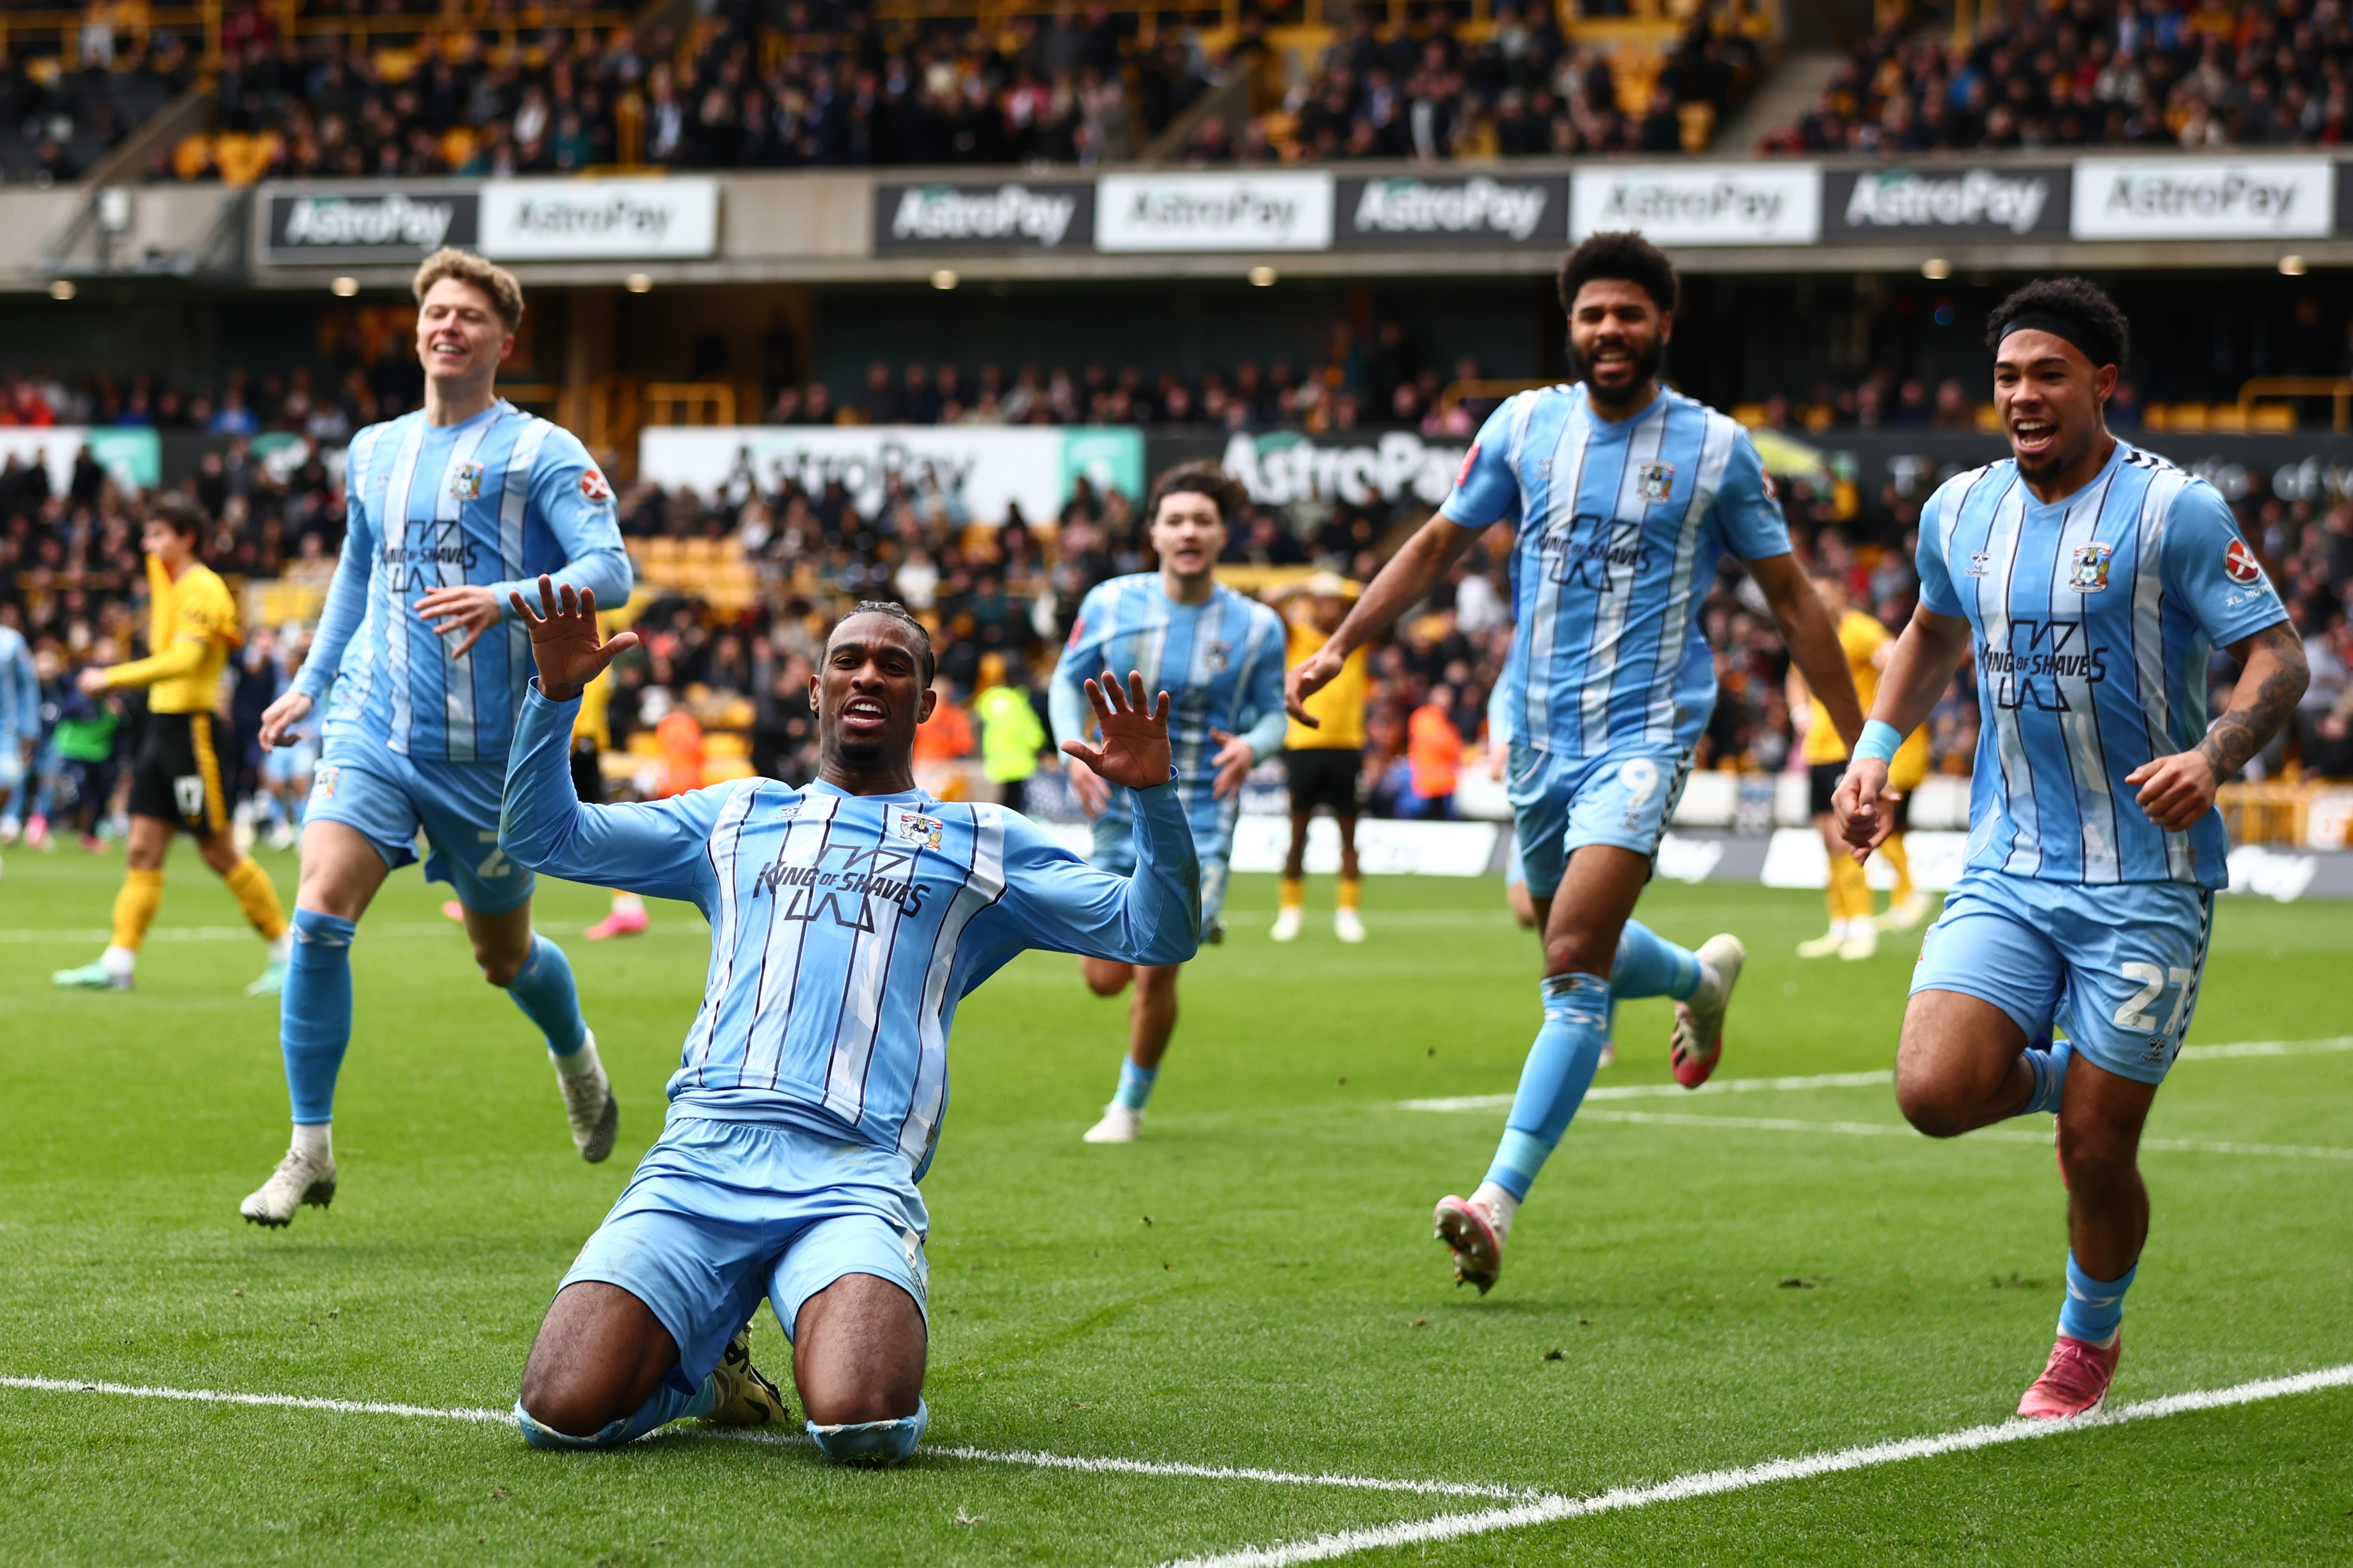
xmin=145 ymin=0 xmax=1768 ymax=182
xmin=1764 ymin=0 xmax=2353 ymax=154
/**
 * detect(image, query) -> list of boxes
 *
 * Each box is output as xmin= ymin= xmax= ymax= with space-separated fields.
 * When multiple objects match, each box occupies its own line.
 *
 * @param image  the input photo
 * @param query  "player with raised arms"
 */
xmin=242 ymin=248 xmax=633 ymax=1227
xmin=500 ymin=584 xmax=1199 ymax=1462
xmin=1053 ymin=460 xmax=1287 ymax=1144
xmin=1288 ymin=232 xmax=1866 ymax=1294
xmin=1834 ymin=278 xmax=2306 ymax=1418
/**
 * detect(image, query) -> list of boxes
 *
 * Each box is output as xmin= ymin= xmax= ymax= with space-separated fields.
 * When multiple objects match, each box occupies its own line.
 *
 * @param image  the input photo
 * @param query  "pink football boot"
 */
xmin=1433 ymin=1194 xmax=1505 ymax=1295
xmin=2017 ymin=1333 xmax=2120 ymax=1419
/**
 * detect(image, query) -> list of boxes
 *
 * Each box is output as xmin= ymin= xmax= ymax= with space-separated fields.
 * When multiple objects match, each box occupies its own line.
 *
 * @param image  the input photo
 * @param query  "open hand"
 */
xmin=1284 ymin=647 xmax=1340 ymax=726
xmin=415 ymin=583 xmax=503 ymax=659
xmin=2127 ymin=750 xmax=2220 ymax=833
xmin=258 ymin=689 xmax=314 ymax=750
xmin=1830 ymin=757 xmax=1898 ymax=863
xmin=76 ymin=665 xmax=108 ymax=696
xmin=510 ymin=575 xmax=640 ymax=702
xmin=1207 ymin=727 xmax=1256 ymax=800
xmin=1058 ymin=670 xmax=1171 ymax=793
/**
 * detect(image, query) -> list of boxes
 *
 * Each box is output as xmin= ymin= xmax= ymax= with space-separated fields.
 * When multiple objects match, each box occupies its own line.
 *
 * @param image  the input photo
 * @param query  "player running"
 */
xmin=0 ymin=613 xmax=36 ymax=860
xmin=1288 ymin=233 xmax=1865 ymax=1294
xmin=1053 ymin=461 xmax=1286 ymax=1145
xmin=243 ymin=248 xmax=632 ymax=1228
xmin=502 ymin=583 xmax=1198 ymax=1463
xmin=50 ymin=496 xmax=292 ymax=995
xmin=1834 ymin=279 xmax=2305 ymax=1419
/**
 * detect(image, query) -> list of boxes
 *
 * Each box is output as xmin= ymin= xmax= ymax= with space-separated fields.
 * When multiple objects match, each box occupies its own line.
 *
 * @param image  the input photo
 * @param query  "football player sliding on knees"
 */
xmin=502 ymin=577 xmax=1199 ymax=1462
xmin=1831 ymin=277 xmax=2306 ymax=1421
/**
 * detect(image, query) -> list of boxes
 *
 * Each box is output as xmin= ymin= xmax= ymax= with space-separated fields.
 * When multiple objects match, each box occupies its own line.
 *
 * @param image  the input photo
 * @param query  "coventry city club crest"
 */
xmin=892 ymin=810 xmax=945 ymax=852
xmin=449 ymin=461 xmax=484 ymax=503
xmin=1636 ymin=461 xmax=1675 ymax=503
xmin=2069 ymin=542 xmax=2113 ymax=593
xmin=1204 ymin=641 xmax=1231 ymax=674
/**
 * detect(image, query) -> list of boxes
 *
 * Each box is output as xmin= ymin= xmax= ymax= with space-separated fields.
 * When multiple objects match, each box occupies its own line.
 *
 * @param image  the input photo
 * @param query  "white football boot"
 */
xmin=1082 ymin=1103 xmax=1142 ymax=1143
xmin=1333 ymin=907 xmax=1366 ymax=943
xmin=555 ymin=1027 xmax=620 ymax=1163
xmin=1269 ymin=907 xmax=1303 ymax=942
xmin=240 ymin=1148 xmax=337 ymax=1227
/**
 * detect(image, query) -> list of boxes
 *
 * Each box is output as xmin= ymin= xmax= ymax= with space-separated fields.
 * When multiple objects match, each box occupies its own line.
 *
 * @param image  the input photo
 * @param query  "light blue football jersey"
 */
xmin=1443 ymin=384 xmax=1792 ymax=759
xmin=0 ymin=624 xmax=36 ymax=749
xmin=295 ymin=401 xmax=630 ymax=764
xmin=1917 ymin=441 xmax=2287 ymax=888
xmin=1050 ymin=573 xmax=1287 ymax=850
xmin=500 ymin=687 xmax=1201 ymax=1177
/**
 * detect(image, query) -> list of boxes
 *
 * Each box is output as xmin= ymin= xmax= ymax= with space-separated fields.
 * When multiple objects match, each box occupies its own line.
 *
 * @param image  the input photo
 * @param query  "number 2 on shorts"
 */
xmin=2113 ymin=961 xmax=2195 ymax=1035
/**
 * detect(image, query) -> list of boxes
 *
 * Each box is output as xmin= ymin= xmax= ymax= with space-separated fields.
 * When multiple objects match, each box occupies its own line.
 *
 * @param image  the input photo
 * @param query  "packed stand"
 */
xmin=1248 ymin=4 xmax=1760 ymax=163
xmin=1762 ymin=0 xmax=2353 ymax=155
xmin=0 ymin=37 xmax=191 ymax=184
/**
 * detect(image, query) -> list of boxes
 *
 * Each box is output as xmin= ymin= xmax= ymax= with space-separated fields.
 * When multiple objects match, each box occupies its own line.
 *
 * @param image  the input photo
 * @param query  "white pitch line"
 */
xmin=1572 ymin=1109 xmax=2353 ymax=1162
xmin=0 ymin=1374 xmax=1520 ymax=1499
xmin=1158 ymin=1362 xmax=2353 ymax=1568
xmin=1399 ymin=1037 xmax=2353 ymax=1114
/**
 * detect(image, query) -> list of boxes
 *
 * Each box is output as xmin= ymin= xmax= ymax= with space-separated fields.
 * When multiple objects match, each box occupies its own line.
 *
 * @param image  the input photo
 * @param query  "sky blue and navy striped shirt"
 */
xmin=0 ymin=625 xmax=36 ymax=752
xmin=1442 ymin=384 xmax=1791 ymax=758
xmin=295 ymin=401 xmax=630 ymax=765
xmin=1918 ymin=441 xmax=2287 ymax=888
xmin=499 ymin=686 xmax=1199 ymax=1177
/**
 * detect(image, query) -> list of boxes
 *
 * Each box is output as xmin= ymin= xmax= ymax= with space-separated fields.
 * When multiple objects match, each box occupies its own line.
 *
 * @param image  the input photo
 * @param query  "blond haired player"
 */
xmin=1270 ymin=571 xmax=1369 ymax=943
xmin=52 ymin=495 xmax=291 ymax=995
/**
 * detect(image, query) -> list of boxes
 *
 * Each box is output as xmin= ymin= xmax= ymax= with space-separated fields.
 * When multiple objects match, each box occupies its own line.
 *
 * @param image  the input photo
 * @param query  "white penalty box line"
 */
xmin=1158 ymin=1362 xmax=2353 ymax=1568
xmin=9 ymin=1364 xmax=2350 ymax=1566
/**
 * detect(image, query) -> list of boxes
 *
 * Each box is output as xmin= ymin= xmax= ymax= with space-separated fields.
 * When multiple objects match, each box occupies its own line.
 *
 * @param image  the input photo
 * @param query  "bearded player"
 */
xmin=1289 ymin=232 xmax=1865 ymax=1293
xmin=1053 ymin=461 xmax=1286 ymax=1144
xmin=503 ymin=583 xmax=1197 ymax=1462
xmin=244 ymin=248 xmax=632 ymax=1227
xmin=1836 ymin=278 xmax=2305 ymax=1418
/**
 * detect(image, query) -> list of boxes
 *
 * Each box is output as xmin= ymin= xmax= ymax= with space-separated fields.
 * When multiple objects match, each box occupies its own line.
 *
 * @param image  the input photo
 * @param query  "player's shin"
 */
xmin=809 ymin=1399 xmax=930 ymax=1465
xmin=513 ymin=1374 xmax=721 ymax=1450
xmin=280 ymin=907 xmax=357 ymax=1125
xmin=2057 ymin=1253 xmax=2135 ymax=1348
xmin=223 ymin=855 xmax=288 ymax=945
xmin=1478 ymin=972 xmax=1613 ymax=1219
xmin=1609 ymin=919 xmax=1702 ymax=1000
xmin=107 ymin=866 xmax=164 ymax=975
xmin=507 ymin=933 xmax=589 ymax=1056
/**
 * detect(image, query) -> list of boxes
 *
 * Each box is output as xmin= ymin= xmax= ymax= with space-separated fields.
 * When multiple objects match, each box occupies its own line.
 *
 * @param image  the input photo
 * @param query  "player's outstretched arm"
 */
xmin=1831 ymin=604 xmax=1974 ymax=860
xmin=1286 ymin=515 xmax=1482 ymax=725
xmin=500 ymin=578 xmax=717 ymax=903
xmin=2130 ymin=620 xmax=2307 ymax=832
xmin=992 ymin=671 xmax=1200 ymax=967
xmin=1750 ymin=553 xmax=1866 ymax=752
xmin=265 ymin=470 xmax=379 ymax=746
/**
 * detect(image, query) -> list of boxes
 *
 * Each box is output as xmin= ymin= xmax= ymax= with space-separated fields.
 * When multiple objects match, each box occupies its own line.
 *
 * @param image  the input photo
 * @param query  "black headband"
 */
xmin=1996 ymin=311 xmax=2115 ymax=369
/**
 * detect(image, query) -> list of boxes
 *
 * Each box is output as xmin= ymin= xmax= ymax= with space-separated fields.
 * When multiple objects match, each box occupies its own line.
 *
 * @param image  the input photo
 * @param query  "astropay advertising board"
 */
xmin=1094 ymin=171 xmax=1335 ymax=252
xmin=637 ymin=425 xmax=1142 ymax=522
xmin=2069 ymin=157 xmax=2333 ymax=239
xmin=477 ymin=176 xmax=720 ymax=258
xmin=1570 ymin=164 xmax=1821 ymax=246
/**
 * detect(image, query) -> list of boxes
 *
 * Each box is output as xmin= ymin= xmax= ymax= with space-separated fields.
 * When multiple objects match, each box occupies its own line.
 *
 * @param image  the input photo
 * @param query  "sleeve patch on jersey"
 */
xmin=1454 ymin=443 xmax=1480 ymax=489
xmin=579 ymin=467 xmax=613 ymax=504
xmin=2223 ymin=539 xmax=2262 ymax=585
xmin=1066 ymin=613 xmax=1086 ymax=649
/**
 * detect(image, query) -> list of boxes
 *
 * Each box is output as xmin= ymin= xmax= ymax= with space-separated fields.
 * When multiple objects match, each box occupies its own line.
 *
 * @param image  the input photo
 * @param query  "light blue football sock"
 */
xmin=2057 ymin=1252 xmax=2135 ymax=1347
xmin=513 ymin=1371 xmax=719 ymax=1450
xmin=1114 ymin=1057 xmax=1158 ymax=1111
xmin=809 ymin=1399 xmax=930 ymax=1465
xmin=506 ymin=933 xmax=588 ymax=1055
xmin=280 ymin=907 xmax=356 ymax=1124
xmin=1610 ymin=919 xmax=1702 ymax=1001
xmin=1481 ymin=972 xmax=1612 ymax=1201
xmin=2020 ymin=1036 xmax=2073 ymax=1117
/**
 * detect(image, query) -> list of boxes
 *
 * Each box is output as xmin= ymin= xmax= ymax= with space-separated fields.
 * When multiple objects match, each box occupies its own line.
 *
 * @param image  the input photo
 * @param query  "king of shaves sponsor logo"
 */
xmin=888 ymin=183 xmax=1080 ymax=247
xmin=1347 ymin=176 xmax=1553 ymax=242
xmin=1840 ymin=168 xmax=2052 ymax=235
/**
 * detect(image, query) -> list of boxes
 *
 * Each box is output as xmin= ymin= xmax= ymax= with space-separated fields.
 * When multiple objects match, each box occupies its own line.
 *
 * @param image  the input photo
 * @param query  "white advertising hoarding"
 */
xmin=2069 ymin=157 xmax=2332 ymax=240
xmin=1570 ymin=164 xmax=1821 ymax=246
xmin=480 ymin=176 xmax=720 ymax=258
xmin=638 ymin=425 xmax=1141 ymax=524
xmin=1095 ymin=171 xmax=1335 ymax=252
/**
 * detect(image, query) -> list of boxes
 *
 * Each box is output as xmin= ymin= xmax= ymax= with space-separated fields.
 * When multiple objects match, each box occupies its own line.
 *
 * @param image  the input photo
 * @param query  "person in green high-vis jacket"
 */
xmin=973 ymin=651 xmax=1049 ymax=811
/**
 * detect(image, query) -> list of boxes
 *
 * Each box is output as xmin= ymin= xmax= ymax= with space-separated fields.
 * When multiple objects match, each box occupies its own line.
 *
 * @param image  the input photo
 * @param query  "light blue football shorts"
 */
xmin=559 ymin=1116 xmax=932 ymax=1393
xmin=1910 ymin=867 xmax=2216 ymax=1086
xmin=263 ymin=736 xmax=319 ymax=786
xmin=1506 ymin=741 xmax=1693 ymax=900
xmin=307 ymin=737 xmax=534 ymax=914
xmin=1091 ymin=802 xmax=1232 ymax=928
xmin=0 ymin=745 xmax=24 ymax=793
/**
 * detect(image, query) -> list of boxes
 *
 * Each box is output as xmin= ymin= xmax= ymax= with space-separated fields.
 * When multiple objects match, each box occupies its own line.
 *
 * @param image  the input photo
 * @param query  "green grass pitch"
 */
xmin=3 ymin=839 xmax=2351 ymax=1565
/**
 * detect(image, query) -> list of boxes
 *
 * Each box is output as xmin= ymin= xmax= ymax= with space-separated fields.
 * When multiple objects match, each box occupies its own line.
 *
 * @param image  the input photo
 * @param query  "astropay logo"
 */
xmin=1571 ymin=165 xmax=1820 ymax=245
xmin=1350 ymin=176 xmax=1550 ymax=241
xmin=891 ymin=184 xmax=1077 ymax=247
xmin=1843 ymin=169 xmax=2050 ymax=234
xmin=2070 ymin=158 xmax=2332 ymax=239
xmin=281 ymin=193 xmax=457 ymax=248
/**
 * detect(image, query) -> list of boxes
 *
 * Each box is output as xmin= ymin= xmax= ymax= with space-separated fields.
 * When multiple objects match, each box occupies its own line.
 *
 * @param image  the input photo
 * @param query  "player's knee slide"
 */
xmin=513 ymin=1401 xmax=632 ymax=1451
xmin=807 ymin=1400 xmax=929 ymax=1466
